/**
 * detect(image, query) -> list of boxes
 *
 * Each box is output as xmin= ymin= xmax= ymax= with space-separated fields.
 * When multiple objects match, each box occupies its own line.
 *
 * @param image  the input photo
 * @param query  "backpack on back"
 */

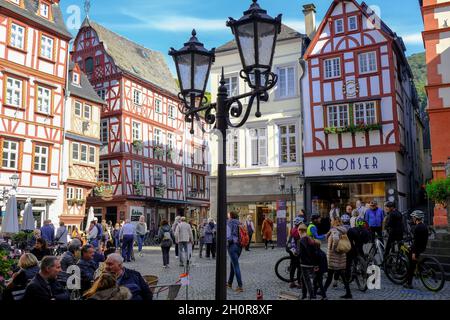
xmin=238 ymin=224 xmax=250 ymax=248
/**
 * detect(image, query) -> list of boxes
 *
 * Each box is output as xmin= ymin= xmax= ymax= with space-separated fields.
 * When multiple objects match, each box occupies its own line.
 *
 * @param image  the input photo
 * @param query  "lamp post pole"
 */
xmin=290 ymin=185 xmax=295 ymax=229
xmin=215 ymin=74 xmax=228 ymax=301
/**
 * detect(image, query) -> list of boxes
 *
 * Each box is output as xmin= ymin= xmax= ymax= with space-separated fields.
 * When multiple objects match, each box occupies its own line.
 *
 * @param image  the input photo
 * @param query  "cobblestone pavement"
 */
xmin=124 ymin=245 xmax=450 ymax=300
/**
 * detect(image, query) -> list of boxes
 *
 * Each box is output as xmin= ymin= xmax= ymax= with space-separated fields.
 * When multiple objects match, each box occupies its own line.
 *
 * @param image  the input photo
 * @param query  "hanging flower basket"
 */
xmin=166 ymin=148 xmax=175 ymax=160
xmin=133 ymin=182 xmax=144 ymax=196
xmin=94 ymin=182 xmax=114 ymax=197
xmin=76 ymin=199 xmax=86 ymax=206
xmin=67 ymin=199 xmax=76 ymax=206
xmin=132 ymin=140 xmax=143 ymax=152
xmin=155 ymin=183 xmax=166 ymax=197
xmin=153 ymin=145 xmax=164 ymax=158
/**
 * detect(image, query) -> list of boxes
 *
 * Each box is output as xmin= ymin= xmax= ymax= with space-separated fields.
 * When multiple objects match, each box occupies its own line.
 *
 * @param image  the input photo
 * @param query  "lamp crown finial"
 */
xmin=192 ymin=29 xmax=197 ymax=36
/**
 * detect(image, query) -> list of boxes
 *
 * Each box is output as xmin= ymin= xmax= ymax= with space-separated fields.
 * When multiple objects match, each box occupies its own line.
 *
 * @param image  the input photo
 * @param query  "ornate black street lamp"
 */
xmin=169 ymin=0 xmax=281 ymax=301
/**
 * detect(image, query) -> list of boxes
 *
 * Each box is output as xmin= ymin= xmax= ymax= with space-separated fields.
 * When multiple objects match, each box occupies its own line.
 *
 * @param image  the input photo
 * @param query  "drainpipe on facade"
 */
xmin=298 ymin=55 xmax=307 ymax=218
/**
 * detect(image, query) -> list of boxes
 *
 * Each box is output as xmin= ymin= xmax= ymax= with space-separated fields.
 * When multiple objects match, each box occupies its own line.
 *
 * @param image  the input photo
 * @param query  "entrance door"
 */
xmin=256 ymin=207 xmax=265 ymax=243
xmin=106 ymin=207 xmax=117 ymax=225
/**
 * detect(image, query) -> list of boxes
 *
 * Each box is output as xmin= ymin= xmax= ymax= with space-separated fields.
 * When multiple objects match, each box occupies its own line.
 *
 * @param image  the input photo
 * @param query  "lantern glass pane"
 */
xmin=177 ymin=54 xmax=192 ymax=91
xmin=194 ymin=54 xmax=210 ymax=92
xmin=236 ymin=22 xmax=255 ymax=67
xmin=257 ymin=22 xmax=276 ymax=66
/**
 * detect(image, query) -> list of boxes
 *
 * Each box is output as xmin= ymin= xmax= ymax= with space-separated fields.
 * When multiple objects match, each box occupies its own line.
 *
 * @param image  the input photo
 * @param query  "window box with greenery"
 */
xmin=133 ymin=181 xmax=144 ymax=196
xmin=166 ymin=148 xmax=175 ymax=161
xmin=153 ymin=145 xmax=164 ymax=158
xmin=155 ymin=183 xmax=166 ymax=197
xmin=132 ymin=140 xmax=143 ymax=152
xmin=324 ymin=123 xmax=382 ymax=135
xmin=94 ymin=182 xmax=114 ymax=197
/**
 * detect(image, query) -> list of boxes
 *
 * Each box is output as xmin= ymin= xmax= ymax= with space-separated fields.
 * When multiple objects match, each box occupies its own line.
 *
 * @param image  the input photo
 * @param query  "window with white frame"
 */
xmin=154 ymin=166 xmax=163 ymax=183
xmin=10 ymin=23 xmax=25 ymax=49
xmin=276 ymin=66 xmax=296 ymax=98
xmin=37 ymin=86 xmax=51 ymax=114
xmin=74 ymin=101 xmax=82 ymax=116
xmin=2 ymin=140 xmax=19 ymax=169
xmin=154 ymin=128 xmax=162 ymax=146
xmin=100 ymin=120 xmax=108 ymax=144
xmin=33 ymin=145 xmax=48 ymax=172
xmin=348 ymin=16 xmax=358 ymax=31
xmin=168 ymin=105 xmax=176 ymax=119
xmin=226 ymin=130 xmax=239 ymax=167
xmin=223 ymin=76 xmax=239 ymax=96
xmin=194 ymin=147 xmax=202 ymax=165
xmin=133 ymin=89 xmax=142 ymax=105
xmin=191 ymin=174 xmax=197 ymax=191
xmin=66 ymin=187 xmax=74 ymax=200
xmin=97 ymin=89 xmax=106 ymax=100
xmin=249 ymin=128 xmax=267 ymax=166
xmin=72 ymin=143 xmax=79 ymax=161
xmin=89 ymin=146 xmax=96 ymax=163
xmin=99 ymin=161 xmax=109 ymax=183
xmin=155 ymin=99 xmax=162 ymax=113
xmin=324 ymin=58 xmax=341 ymax=79
xmin=40 ymin=35 xmax=53 ymax=60
xmin=84 ymin=104 xmax=91 ymax=119
xmin=167 ymin=168 xmax=175 ymax=189
xmin=335 ymin=19 xmax=344 ymax=33
xmin=6 ymin=77 xmax=22 ymax=107
xmin=354 ymin=101 xmax=377 ymax=125
xmin=39 ymin=2 xmax=49 ymax=18
xmin=359 ymin=51 xmax=377 ymax=74
xmin=80 ymin=144 xmax=88 ymax=162
xmin=132 ymin=121 xmax=141 ymax=141
xmin=279 ymin=124 xmax=297 ymax=164
xmin=76 ymin=188 xmax=83 ymax=200
xmin=73 ymin=73 xmax=80 ymax=85
xmin=133 ymin=161 xmax=143 ymax=182
xmin=199 ymin=176 xmax=205 ymax=192
xmin=327 ymin=104 xmax=350 ymax=128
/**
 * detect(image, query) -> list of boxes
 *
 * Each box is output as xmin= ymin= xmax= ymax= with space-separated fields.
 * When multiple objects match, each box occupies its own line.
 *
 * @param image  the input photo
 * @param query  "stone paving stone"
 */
xmin=124 ymin=246 xmax=450 ymax=300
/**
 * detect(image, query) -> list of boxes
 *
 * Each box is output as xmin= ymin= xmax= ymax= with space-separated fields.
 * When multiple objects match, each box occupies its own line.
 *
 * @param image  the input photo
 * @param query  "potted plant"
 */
xmin=166 ymin=148 xmax=175 ymax=160
xmin=76 ymin=199 xmax=86 ymax=206
xmin=153 ymin=145 xmax=164 ymax=158
xmin=426 ymin=177 xmax=450 ymax=229
xmin=133 ymin=181 xmax=144 ymax=196
xmin=132 ymin=140 xmax=143 ymax=152
xmin=67 ymin=199 xmax=76 ymax=206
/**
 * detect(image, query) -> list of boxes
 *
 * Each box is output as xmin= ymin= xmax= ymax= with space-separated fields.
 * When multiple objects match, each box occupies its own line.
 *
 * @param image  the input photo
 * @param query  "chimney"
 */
xmin=303 ymin=4 xmax=317 ymax=39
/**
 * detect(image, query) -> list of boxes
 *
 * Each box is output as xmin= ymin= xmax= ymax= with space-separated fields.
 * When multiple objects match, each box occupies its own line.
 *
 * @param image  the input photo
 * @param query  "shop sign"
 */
xmin=130 ymin=206 xmax=144 ymax=222
xmin=276 ymin=200 xmax=286 ymax=219
xmin=305 ymin=152 xmax=396 ymax=177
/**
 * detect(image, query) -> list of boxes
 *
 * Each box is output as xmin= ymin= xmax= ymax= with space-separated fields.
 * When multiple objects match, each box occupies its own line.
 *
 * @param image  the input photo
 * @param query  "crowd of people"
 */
xmin=284 ymin=200 xmax=430 ymax=299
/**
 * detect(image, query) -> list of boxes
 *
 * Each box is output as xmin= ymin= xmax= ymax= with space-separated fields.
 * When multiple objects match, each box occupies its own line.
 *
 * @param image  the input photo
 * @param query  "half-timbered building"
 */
xmin=0 ymin=0 xmax=71 ymax=227
xmin=72 ymin=18 xmax=186 ymax=227
xmin=302 ymin=0 xmax=425 ymax=215
xmin=58 ymin=62 xmax=104 ymax=229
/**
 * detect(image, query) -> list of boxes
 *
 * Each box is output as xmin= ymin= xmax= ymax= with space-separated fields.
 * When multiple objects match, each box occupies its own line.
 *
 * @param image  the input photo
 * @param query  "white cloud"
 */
xmin=400 ymin=33 xmax=423 ymax=45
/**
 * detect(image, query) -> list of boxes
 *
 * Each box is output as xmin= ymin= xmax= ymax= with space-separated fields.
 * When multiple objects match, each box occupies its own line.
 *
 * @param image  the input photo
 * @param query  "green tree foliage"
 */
xmin=407 ymin=52 xmax=427 ymax=112
xmin=426 ymin=177 xmax=450 ymax=206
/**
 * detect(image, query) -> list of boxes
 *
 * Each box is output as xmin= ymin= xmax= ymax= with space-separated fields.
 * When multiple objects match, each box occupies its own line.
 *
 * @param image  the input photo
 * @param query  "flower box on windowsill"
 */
xmin=133 ymin=182 xmax=144 ymax=196
xmin=132 ymin=140 xmax=143 ymax=152
xmin=166 ymin=148 xmax=175 ymax=161
xmin=324 ymin=123 xmax=382 ymax=135
xmin=153 ymin=145 xmax=164 ymax=158
xmin=155 ymin=183 xmax=166 ymax=197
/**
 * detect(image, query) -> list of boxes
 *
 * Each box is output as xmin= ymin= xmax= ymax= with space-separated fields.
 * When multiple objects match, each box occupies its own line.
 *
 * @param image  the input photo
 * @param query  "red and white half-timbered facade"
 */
xmin=0 ymin=0 xmax=71 ymax=228
xmin=72 ymin=19 xmax=189 ymax=227
xmin=302 ymin=0 xmax=425 ymax=214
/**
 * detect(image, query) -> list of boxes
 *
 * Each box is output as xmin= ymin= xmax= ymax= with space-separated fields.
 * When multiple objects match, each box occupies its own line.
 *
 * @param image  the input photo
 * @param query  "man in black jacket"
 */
xmin=77 ymin=244 xmax=98 ymax=294
xmin=384 ymin=201 xmax=404 ymax=258
xmin=23 ymin=256 xmax=69 ymax=301
xmin=105 ymin=253 xmax=152 ymax=300
xmin=404 ymin=210 xmax=429 ymax=289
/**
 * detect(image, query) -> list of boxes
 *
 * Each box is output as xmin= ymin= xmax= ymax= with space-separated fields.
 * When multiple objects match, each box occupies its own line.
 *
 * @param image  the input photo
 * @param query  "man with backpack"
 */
xmin=226 ymin=211 xmax=247 ymax=293
xmin=384 ymin=201 xmax=404 ymax=258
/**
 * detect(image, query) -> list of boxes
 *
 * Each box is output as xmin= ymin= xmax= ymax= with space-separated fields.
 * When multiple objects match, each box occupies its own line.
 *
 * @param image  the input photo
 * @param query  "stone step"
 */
xmin=421 ymin=254 xmax=450 ymax=265
xmin=425 ymin=247 xmax=450 ymax=256
xmin=428 ymin=240 xmax=450 ymax=248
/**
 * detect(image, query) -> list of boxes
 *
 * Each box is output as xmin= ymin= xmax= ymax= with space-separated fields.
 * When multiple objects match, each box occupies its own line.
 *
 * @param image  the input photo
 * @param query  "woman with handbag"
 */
xmin=323 ymin=217 xmax=352 ymax=299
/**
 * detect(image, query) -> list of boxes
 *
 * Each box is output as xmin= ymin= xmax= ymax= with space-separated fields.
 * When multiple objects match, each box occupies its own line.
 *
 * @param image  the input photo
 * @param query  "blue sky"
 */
xmin=61 ymin=0 xmax=425 ymax=75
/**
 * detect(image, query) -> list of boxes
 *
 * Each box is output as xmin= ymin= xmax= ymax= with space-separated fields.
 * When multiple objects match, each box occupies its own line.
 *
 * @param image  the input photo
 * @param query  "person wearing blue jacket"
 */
xmin=364 ymin=201 xmax=385 ymax=241
xmin=307 ymin=214 xmax=326 ymax=241
xmin=40 ymin=220 xmax=55 ymax=244
xmin=77 ymin=244 xmax=99 ymax=294
xmin=226 ymin=212 xmax=243 ymax=293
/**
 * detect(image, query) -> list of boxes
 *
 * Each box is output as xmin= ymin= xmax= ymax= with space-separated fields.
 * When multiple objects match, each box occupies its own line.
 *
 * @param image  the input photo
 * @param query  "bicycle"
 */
xmin=346 ymin=254 xmax=369 ymax=292
xmin=384 ymin=240 xmax=445 ymax=292
xmin=365 ymin=236 xmax=385 ymax=267
xmin=274 ymin=255 xmax=292 ymax=283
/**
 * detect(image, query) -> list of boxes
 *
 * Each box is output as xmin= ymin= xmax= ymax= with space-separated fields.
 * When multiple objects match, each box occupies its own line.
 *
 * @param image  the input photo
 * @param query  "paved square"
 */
xmin=123 ymin=245 xmax=450 ymax=300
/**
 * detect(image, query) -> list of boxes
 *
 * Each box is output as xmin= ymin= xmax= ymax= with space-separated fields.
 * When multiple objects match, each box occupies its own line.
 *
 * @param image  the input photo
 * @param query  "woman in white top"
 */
xmin=245 ymin=215 xmax=255 ymax=251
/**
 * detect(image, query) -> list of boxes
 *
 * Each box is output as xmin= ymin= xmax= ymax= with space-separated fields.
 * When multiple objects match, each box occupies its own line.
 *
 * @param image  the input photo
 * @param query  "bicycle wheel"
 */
xmin=419 ymin=257 xmax=445 ymax=292
xmin=275 ymin=256 xmax=292 ymax=283
xmin=384 ymin=253 xmax=408 ymax=285
xmin=354 ymin=256 xmax=368 ymax=292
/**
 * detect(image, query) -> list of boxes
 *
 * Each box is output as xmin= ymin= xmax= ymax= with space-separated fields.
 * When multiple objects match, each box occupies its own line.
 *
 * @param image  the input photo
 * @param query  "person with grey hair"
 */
xmin=55 ymin=221 xmax=68 ymax=246
xmin=23 ymin=256 xmax=69 ymax=301
xmin=172 ymin=216 xmax=182 ymax=258
xmin=174 ymin=216 xmax=193 ymax=267
xmin=204 ymin=218 xmax=216 ymax=259
xmin=105 ymin=253 xmax=152 ymax=300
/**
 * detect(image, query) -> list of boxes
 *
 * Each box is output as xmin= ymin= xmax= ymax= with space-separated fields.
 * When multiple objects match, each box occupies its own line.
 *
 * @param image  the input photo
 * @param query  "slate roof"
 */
xmin=216 ymin=24 xmax=306 ymax=53
xmin=68 ymin=62 xmax=106 ymax=105
xmin=0 ymin=0 xmax=71 ymax=39
xmin=81 ymin=19 xmax=179 ymax=97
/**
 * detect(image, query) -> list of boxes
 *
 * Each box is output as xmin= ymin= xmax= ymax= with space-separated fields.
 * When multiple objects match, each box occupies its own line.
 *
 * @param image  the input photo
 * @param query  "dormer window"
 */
xmin=39 ymin=2 xmax=50 ymax=19
xmin=73 ymin=73 xmax=80 ymax=85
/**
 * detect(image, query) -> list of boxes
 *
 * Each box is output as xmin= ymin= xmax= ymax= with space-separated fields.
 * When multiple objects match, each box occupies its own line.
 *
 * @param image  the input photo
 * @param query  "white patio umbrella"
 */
xmin=85 ymin=206 xmax=95 ymax=232
xmin=21 ymin=198 xmax=34 ymax=231
xmin=2 ymin=193 xmax=19 ymax=234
